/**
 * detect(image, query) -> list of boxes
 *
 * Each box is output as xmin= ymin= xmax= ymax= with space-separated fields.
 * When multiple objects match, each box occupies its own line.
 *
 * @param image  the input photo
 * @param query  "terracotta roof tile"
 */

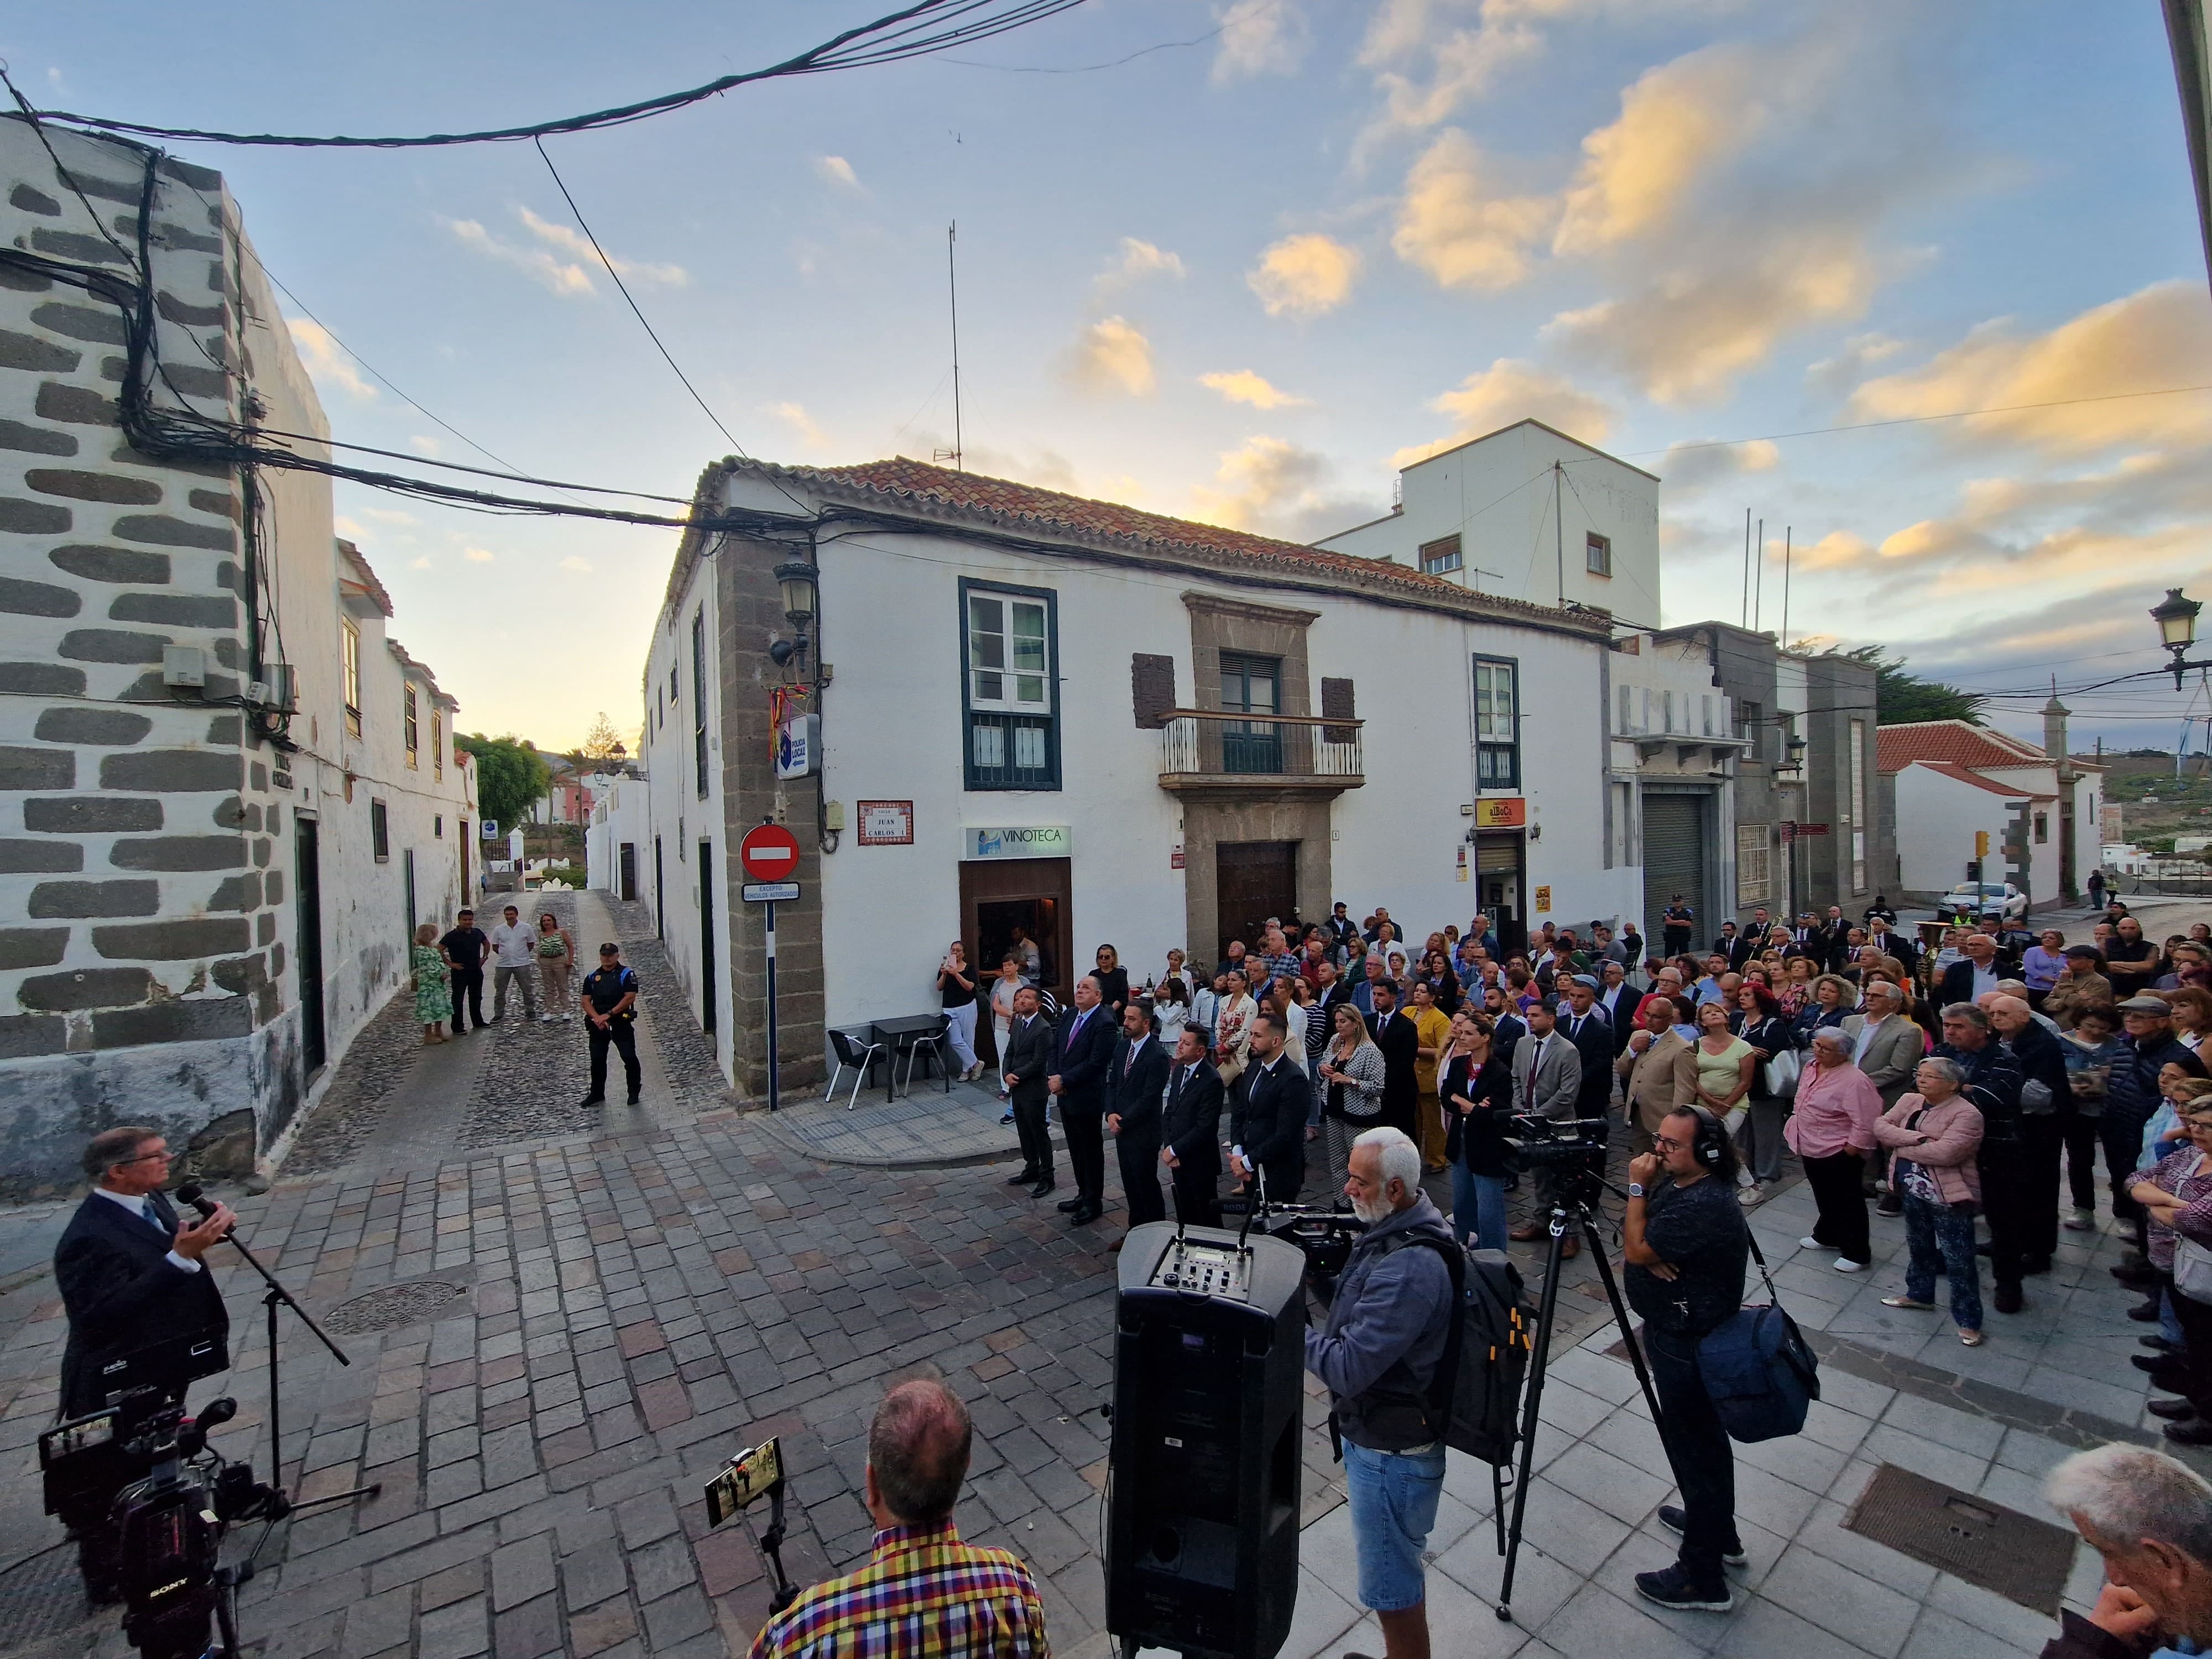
xmin=1876 ymin=719 xmax=2047 ymax=775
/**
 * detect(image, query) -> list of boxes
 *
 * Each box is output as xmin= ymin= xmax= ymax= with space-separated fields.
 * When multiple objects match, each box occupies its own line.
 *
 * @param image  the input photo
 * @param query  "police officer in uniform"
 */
xmin=579 ymin=942 xmax=642 ymax=1105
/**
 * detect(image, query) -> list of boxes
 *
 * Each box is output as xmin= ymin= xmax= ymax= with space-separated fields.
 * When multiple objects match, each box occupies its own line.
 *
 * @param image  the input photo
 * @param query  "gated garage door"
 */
xmin=1642 ymin=793 xmax=1707 ymax=954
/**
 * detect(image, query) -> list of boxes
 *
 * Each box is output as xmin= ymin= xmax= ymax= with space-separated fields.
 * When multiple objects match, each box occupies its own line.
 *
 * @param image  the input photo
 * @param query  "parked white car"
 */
xmin=1941 ymin=880 xmax=2029 ymax=924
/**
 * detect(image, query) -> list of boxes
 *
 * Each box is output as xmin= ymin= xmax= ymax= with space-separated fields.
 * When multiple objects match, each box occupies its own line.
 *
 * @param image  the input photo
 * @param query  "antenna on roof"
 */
xmin=932 ymin=222 xmax=964 ymax=472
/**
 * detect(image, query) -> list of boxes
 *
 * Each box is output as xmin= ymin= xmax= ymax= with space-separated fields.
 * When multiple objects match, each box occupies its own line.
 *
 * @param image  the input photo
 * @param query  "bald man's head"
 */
xmin=867 ymin=1378 xmax=973 ymax=1527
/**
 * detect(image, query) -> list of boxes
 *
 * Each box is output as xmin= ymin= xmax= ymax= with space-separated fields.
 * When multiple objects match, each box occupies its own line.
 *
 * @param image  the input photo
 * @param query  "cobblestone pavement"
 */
xmin=4 ymin=895 xmax=2199 ymax=1659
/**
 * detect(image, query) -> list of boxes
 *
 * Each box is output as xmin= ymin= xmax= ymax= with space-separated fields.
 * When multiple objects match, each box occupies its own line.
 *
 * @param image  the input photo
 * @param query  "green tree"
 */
xmin=1833 ymin=644 xmax=1987 ymax=725
xmin=457 ymin=733 xmax=551 ymax=831
xmin=578 ymin=712 xmax=624 ymax=760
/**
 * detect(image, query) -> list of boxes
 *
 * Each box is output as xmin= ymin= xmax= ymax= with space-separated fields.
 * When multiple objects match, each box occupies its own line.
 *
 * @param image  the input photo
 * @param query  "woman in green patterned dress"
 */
xmin=412 ymin=921 xmax=452 ymax=1044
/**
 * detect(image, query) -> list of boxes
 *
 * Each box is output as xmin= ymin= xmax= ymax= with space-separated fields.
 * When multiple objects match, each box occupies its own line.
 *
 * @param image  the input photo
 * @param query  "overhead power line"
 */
xmin=20 ymin=0 xmax=1089 ymax=148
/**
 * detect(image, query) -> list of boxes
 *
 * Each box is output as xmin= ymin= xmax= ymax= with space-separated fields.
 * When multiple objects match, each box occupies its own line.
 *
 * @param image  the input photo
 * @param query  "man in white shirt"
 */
xmin=488 ymin=903 xmax=541 ymax=1023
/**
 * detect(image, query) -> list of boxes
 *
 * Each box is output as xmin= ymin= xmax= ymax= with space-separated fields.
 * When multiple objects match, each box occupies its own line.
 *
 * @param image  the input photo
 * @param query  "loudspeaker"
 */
xmin=1106 ymin=1222 xmax=1308 ymax=1659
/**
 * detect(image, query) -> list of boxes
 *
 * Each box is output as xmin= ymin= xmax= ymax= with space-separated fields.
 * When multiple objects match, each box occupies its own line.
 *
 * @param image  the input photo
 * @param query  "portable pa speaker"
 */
xmin=1105 ymin=1221 xmax=1308 ymax=1659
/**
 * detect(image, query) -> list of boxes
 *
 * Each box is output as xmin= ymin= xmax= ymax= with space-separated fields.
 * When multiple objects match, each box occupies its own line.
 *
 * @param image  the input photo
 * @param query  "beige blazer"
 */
xmin=1616 ymin=1027 xmax=1698 ymax=1135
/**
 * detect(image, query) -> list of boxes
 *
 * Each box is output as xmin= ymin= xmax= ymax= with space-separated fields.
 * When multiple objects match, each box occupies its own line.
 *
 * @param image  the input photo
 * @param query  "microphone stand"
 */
xmin=181 ymin=1188 xmax=380 ymax=1517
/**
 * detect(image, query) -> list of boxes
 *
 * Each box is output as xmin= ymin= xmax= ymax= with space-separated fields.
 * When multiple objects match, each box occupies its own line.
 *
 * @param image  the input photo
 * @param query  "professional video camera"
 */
xmin=40 ymin=1389 xmax=285 ymax=1659
xmin=1506 ymin=1113 xmax=1612 ymax=1177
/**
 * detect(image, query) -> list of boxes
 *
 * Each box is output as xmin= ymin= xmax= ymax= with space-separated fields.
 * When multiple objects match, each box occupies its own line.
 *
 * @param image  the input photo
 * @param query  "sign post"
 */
xmin=739 ymin=822 xmax=803 ymax=1112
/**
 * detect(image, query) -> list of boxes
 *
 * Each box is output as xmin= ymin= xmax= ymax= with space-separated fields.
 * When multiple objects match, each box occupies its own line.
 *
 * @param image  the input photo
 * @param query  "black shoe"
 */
xmin=2136 ymin=1352 xmax=2183 ymax=1374
xmin=1005 ymin=1167 xmax=1040 ymax=1186
xmin=2148 ymin=1397 xmax=2199 ymax=1421
xmin=2131 ymin=1298 xmax=2164 ymax=1322
xmin=2143 ymin=1364 xmax=2191 ymax=1392
xmin=1657 ymin=1505 xmax=1746 ymax=1567
xmin=1057 ymin=1197 xmax=1083 ymax=1213
xmin=626 ymin=1094 xmax=640 ymax=1105
xmin=2143 ymin=1335 xmax=2183 ymax=1353
xmin=2166 ymin=1420 xmax=2212 ymax=1447
xmin=578 ymin=1094 xmax=605 ymax=1107
xmin=1876 ymin=1198 xmax=1903 ymax=1217
xmin=1000 ymin=1110 xmax=1015 ymax=1126
xmin=1030 ymin=1178 xmax=1056 ymax=1198
xmin=1068 ymin=1203 xmax=1102 ymax=1226
xmin=1994 ymin=1284 xmax=2023 ymax=1314
xmin=1633 ymin=1564 xmax=1734 ymax=1613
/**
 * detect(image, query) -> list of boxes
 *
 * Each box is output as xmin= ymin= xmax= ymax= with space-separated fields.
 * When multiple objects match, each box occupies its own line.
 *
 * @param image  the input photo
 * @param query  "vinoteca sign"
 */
xmin=966 ymin=825 xmax=1072 ymax=861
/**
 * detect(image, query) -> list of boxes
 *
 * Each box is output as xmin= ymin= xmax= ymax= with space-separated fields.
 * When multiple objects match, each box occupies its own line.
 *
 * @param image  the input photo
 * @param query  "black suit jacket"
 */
xmin=1939 ymin=958 xmax=2012 ymax=1009
xmin=1002 ymin=1013 xmax=1055 ymax=1109
xmin=1238 ymin=1055 xmax=1306 ymax=1181
xmin=55 ymin=1191 xmax=229 ymax=1416
xmin=1161 ymin=1060 xmax=1225 ymax=1175
xmin=1596 ymin=985 xmax=1638 ymax=1053
xmin=1558 ymin=1006 xmax=1616 ymax=1116
xmin=1367 ymin=1010 xmax=1420 ymax=1126
xmin=1054 ymin=1004 xmax=1118 ymax=1109
xmin=1109 ymin=1034 xmax=1170 ymax=1140
xmin=1712 ymin=933 xmax=1752 ymax=972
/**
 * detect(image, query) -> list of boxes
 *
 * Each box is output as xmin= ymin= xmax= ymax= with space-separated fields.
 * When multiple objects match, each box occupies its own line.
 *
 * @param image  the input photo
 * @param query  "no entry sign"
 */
xmin=740 ymin=822 xmax=801 ymax=883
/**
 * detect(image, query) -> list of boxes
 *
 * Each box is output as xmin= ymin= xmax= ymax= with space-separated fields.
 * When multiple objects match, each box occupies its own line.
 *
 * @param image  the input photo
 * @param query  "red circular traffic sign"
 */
xmin=740 ymin=822 xmax=802 ymax=881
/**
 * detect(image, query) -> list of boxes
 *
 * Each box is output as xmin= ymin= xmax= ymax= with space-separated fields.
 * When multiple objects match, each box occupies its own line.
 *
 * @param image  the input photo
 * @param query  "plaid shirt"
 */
xmin=747 ymin=1520 xmax=1047 ymax=1659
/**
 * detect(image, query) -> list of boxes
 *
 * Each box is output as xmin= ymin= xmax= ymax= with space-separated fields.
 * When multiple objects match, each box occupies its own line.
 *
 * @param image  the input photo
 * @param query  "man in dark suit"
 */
xmin=1557 ymin=975 xmax=1618 ymax=1120
xmin=1051 ymin=974 xmax=1119 ymax=1225
xmin=1939 ymin=933 xmax=2012 ymax=1009
xmin=1595 ymin=961 xmax=1639 ymax=1057
xmin=1160 ymin=1027 xmax=1226 ymax=1227
xmin=1108 ymin=1001 xmax=1171 ymax=1228
xmin=1233 ymin=1013 xmax=1306 ymax=1209
xmin=1366 ymin=980 xmax=1421 ymax=1143
xmin=1000 ymin=985 xmax=1057 ymax=1196
xmin=1482 ymin=982 xmax=1527 ymax=1068
xmin=1711 ymin=922 xmax=1752 ymax=972
xmin=53 ymin=1126 xmax=235 ymax=1601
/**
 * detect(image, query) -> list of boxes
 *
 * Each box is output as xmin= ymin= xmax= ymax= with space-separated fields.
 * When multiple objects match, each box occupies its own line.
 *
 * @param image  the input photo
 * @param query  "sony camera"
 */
xmin=41 ymin=1390 xmax=284 ymax=1659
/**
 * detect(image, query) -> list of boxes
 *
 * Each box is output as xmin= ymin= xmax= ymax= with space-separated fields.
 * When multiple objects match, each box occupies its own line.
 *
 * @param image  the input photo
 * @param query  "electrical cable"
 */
xmin=942 ymin=0 xmax=1275 ymax=71
xmin=19 ymin=1 xmax=1089 ymax=148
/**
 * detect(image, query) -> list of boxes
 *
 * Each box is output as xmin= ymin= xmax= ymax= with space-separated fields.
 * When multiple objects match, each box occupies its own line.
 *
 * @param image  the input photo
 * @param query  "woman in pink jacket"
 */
xmin=1786 ymin=1027 xmax=1883 ymax=1271
xmin=1875 ymin=1058 xmax=1989 ymax=1345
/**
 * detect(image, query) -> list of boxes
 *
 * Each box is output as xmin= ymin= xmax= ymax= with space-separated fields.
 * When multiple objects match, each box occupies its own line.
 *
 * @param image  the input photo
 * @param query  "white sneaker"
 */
xmin=1798 ymin=1237 xmax=1822 ymax=1250
xmin=1738 ymin=1185 xmax=1766 ymax=1208
xmin=2063 ymin=1208 xmax=2095 ymax=1232
xmin=1834 ymin=1258 xmax=1866 ymax=1274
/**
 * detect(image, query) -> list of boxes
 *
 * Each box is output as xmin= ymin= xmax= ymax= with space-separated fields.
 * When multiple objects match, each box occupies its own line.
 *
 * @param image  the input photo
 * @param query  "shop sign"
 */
xmin=857 ymin=800 xmax=914 ymax=846
xmin=1473 ymin=797 xmax=1527 ymax=828
xmin=966 ymin=825 xmax=1072 ymax=861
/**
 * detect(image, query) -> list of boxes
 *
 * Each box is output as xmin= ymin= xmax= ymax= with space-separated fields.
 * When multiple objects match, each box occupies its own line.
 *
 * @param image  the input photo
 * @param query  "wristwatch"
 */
xmin=1627 ymin=1182 xmax=1647 ymax=1198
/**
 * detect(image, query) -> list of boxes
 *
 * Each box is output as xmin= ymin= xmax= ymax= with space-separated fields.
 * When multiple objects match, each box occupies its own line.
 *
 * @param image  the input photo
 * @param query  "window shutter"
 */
xmin=1321 ymin=676 xmax=1356 ymax=744
xmin=1131 ymin=653 xmax=1177 ymax=728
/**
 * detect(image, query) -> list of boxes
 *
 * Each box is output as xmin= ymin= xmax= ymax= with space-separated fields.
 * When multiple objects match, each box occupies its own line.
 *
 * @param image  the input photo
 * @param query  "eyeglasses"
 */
xmin=114 ymin=1149 xmax=172 ymax=1166
xmin=1654 ymin=1134 xmax=1693 ymax=1151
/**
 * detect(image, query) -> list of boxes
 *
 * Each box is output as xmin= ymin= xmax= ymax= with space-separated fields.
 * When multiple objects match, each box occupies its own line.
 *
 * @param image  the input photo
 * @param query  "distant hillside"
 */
xmin=2083 ymin=752 xmax=2212 ymax=851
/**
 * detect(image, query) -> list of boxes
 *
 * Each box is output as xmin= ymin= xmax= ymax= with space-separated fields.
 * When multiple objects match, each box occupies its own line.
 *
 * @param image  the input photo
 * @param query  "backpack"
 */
xmin=1694 ymin=1233 xmax=1820 ymax=1443
xmin=1386 ymin=1235 xmax=1533 ymax=1467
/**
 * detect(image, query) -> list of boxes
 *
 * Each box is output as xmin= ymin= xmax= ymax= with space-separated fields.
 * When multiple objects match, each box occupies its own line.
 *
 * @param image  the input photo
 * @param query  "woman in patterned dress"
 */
xmin=412 ymin=922 xmax=452 ymax=1044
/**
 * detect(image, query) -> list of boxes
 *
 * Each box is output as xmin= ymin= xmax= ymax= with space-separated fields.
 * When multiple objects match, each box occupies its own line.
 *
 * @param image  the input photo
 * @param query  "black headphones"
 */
xmin=1680 ymin=1104 xmax=1727 ymax=1169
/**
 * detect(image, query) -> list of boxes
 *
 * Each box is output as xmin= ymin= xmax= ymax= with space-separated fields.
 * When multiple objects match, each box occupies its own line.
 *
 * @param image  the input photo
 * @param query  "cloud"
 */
xmin=285 ymin=316 xmax=377 ymax=400
xmin=1843 ymin=282 xmax=2212 ymax=456
xmin=1805 ymin=332 xmax=1905 ymax=399
xmin=515 ymin=206 xmax=687 ymax=286
xmin=1189 ymin=435 xmax=1381 ymax=541
xmin=772 ymin=401 xmax=830 ymax=450
xmin=559 ymin=556 xmax=592 ymax=573
xmin=411 ymin=556 xmax=432 ymax=570
xmin=464 ymin=546 xmax=496 ymax=564
xmin=362 ymin=506 xmax=420 ymax=527
xmin=1098 ymin=237 xmax=1187 ymax=290
xmin=1551 ymin=45 xmax=1750 ymax=255
xmin=333 ymin=517 xmax=365 ymax=540
xmin=409 ymin=436 xmax=441 ymax=457
xmin=1248 ymin=233 xmax=1362 ymax=319
xmin=1200 ymin=369 xmax=1312 ymax=410
xmin=1066 ymin=316 xmax=1156 ymax=396
xmin=1213 ymin=0 xmax=1309 ymax=83
xmin=815 ymin=155 xmax=863 ymax=191
xmin=442 ymin=216 xmax=596 ymax=296
xmin=1391 ymin=129 xmax=1554 ymax=291
xmin=1388 ymin=358 xmax=1612 ymax=467
xmin=1657 ymin=437 xmax=1779 ymax=492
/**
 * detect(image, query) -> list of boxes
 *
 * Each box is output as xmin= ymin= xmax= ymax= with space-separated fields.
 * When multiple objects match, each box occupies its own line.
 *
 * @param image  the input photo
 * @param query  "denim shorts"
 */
xmin=1343 ymin=1439 xmax=1447 ymax=1613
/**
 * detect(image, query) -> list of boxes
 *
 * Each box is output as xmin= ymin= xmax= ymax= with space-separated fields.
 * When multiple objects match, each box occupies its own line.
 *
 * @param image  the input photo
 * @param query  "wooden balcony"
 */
xmin=1157 ymin=709 xmax=1364 ymax=797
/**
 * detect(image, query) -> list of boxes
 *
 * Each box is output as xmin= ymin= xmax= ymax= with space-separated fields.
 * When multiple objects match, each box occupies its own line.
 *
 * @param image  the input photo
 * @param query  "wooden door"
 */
xmin=959 ymin=855 xmax=1073 ymax=999
xmin=1215 ymin=841 xmax=1297 ymax=964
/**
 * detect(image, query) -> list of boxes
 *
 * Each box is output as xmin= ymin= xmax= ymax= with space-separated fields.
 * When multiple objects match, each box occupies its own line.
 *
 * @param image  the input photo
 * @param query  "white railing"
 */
xmin=1158 ymin=711 xmax=1364 ymax=779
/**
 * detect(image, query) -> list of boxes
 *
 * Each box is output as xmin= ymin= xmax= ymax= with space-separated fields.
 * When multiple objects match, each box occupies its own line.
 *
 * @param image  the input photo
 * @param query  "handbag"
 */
xmin=1763 ymin=1047 xmax=1802 ymax=1100
xmin=1695 ymin=1232 xmax=1820 ymax=1443
xmin=2177 ymin=1236 xmax=2212 ymax=1305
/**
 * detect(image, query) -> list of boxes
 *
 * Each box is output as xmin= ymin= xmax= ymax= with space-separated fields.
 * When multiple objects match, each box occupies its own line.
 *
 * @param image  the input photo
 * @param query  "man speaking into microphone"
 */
xmin=52 ymin=1125 xmax=233 ymax=1601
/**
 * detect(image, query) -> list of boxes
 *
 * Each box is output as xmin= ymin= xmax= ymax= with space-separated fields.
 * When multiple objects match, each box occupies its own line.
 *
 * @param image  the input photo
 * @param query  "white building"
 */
xmin=614 ymin=456 xmax=1630 ymax=1096
xmin=0 ymin=119 xmax=473 ymax=1192
xmin=1877 ymin=716 xmax=2101 ymax=908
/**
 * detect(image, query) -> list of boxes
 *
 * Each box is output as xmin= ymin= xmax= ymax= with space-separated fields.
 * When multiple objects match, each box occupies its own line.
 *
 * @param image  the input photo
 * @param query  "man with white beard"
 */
xmin=1303 ymin=1128 xmax=1456 ymax=1659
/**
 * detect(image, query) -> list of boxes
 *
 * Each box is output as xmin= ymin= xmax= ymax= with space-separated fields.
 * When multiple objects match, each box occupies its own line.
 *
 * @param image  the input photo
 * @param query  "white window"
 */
xmin=1586 ymin=531 xmax=1611 ymax=577
xmin=1849 ymin=718 xmax=1868 ymax=891
xmin=968 ymin=592 xmax=1051 ymax=713
xmin=1419 ymin=534 xmax=1463 ymax=575
xmin=1472 ymin=657 xmax=1519 ymax=788
xmin=1736 ymin=823 xmax=1770 ymax=906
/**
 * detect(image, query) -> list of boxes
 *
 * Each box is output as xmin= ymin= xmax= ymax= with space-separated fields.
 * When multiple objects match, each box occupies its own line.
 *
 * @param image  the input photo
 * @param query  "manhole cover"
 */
xmin=323 ymin=1281 xmax=465 ymax=1334
xmin=0 ymin=1539 xmax=99 ymax=1647
xmin=1845 ymin=1462 xmax=2075 ymax=1614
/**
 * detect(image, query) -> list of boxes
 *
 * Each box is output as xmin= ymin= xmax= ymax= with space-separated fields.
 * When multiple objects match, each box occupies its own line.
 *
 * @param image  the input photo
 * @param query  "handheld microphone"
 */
xmin=172 ymin=1184 xmax=233 ymax=1239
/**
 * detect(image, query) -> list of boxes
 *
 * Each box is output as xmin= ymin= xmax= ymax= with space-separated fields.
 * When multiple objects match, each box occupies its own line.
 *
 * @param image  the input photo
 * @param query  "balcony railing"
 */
xmin=1159 ymin=709 xmax=1363 ymax=791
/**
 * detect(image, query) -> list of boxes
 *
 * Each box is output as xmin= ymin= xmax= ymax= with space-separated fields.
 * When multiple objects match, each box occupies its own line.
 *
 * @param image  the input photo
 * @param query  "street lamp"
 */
xmin=1781 ymin=733 xmax=1808 ymax=775
xmin=2151 ymin=587 xmax=2208 ymax=687
xmin=769 ymin=560 xmax=818 ymax=671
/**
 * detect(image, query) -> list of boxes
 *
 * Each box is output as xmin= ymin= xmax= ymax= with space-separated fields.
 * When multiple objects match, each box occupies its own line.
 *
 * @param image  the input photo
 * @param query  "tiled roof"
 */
xmin=336 ymin=538 xmax=394 ymax=618
xmin=722 ymin=455 xmax=1603 ymax=632
xmin=1876 ymin=719 xmax=2047 ymax=775
xmin=1902 ymin=759 xmax=2057 ymax=801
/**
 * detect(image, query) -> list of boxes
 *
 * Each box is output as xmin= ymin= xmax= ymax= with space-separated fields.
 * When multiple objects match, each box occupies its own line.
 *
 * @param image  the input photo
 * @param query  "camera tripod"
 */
xmin=1493 ymin=1170 xmax=1667 ymax=1624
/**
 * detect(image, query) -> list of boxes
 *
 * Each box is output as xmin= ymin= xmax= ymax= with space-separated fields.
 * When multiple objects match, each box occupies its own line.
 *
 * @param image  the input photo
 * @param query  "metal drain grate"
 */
xmin=0 ymin=1538 xmax=100 ymax=1648
xmin=322 ymin=1280 xmax=465 ymax=1334
xmin=1844 ymin=1462 xmax=2075 ymax=1614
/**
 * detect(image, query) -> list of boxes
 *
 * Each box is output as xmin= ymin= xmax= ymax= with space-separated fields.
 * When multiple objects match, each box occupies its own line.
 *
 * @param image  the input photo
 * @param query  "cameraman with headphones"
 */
xmin=1623 ymin=1104 xmax=1751 ymax=1615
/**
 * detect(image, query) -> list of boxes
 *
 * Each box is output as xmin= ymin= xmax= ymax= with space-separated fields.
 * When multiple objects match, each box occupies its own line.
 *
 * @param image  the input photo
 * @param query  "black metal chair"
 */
xmin=897 ymin=1016 xmax=954 ymax=1098
xmin=825 ymin=1026 xmax=890 ymax=1111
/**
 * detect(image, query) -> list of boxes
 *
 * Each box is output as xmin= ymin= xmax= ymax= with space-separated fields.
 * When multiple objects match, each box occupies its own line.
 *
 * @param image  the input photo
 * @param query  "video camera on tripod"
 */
xmin=1504 ymin=1113 xmax=1613 ymax=1174
xmin=40 ymin=1389 xmax=285 ymax=1659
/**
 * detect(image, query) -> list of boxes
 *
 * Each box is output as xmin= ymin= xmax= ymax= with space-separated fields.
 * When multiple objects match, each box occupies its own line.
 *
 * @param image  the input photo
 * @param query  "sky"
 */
xmin=13 ymin=0 xmax=2212 ymax=759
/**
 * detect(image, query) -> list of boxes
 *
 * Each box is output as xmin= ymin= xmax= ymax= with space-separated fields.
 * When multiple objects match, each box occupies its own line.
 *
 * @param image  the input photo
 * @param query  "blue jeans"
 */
xmin=1342 ymin=1439 xmax=1445 ymax=1613
xmin=1903 ymin=1194 xmax=1984 ymax=1331
xmin=1451 ymin=1164 xmax=1509 ymax=1251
